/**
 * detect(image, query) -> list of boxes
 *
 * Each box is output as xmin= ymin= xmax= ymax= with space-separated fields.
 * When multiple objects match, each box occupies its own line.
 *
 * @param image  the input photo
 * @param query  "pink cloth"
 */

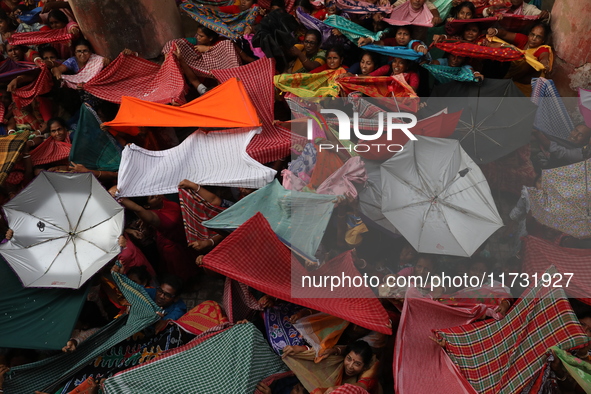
xmin=281 ymin=169 xmax=307 ymax=191
xmin=316 ymin=156 xmax=367 ymax=198
xmin=383 ymin=1 xmax=433 ymax=27
xmin=394 ymin=288 xmax=485 ymax=394
xmin=118 ymin=234 xmax=157 ymax=279
xmin=61 ymin=54 xmax=105 ymax=89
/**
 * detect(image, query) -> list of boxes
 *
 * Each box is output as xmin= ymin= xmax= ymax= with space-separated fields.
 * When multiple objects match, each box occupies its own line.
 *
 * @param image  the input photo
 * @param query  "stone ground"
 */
xmin=180 ymin=271 xmax=225 ymax=310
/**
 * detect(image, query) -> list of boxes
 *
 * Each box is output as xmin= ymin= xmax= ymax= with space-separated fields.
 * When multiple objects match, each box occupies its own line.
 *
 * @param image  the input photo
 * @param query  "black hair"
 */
xmin=304 ymin=29 xmax=322 ymax=45
xmin=295 ymin=0 xmax=313 ymax=13
xmin=72 ymin=37 xmax=94 ymax=53
xmin=345 ymin=340 xmax=373 ymax=367
xmin=360 ymin=50 xmax=382 ymax=67
xmin=159 ymin=274 xmax=183 ymax=296
xmin=0 ymin=9 xmax=12 ymax=24
xmin=46 ymin=117 xmax=67 ymax=133
xmin=468 ymin=257 xmax=493 ymax=273
xmin=450 ymin=1 xmax=476 ymax=19
xmin=416 ymin=253 xmax=438 ymax=269
xmin=326 ymin=45 xmax=345 ymax=59
xmin=270 ymin=0 xmax=286 ymax=9
xmin=127 ymin=266 xmax=152 ymax=285
xmin=39 ymin=45 xmax=59 ymax=58
xmin=394 ymin=25 xmax=413 ymax=37
xmin=529 ymin=22 xmax=551 ymax=43
xmin=196 ymin=25 xmax=220 ymax=42
xmin=47 ymin=9 xmax=69 ymax=25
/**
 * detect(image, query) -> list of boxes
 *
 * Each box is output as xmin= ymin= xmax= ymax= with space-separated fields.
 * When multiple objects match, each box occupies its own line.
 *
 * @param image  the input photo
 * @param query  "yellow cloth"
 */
xmin=290 ymin=44 xmax=326 ymax=74
xmin=487 ymin=35 xmax=553 ymax=72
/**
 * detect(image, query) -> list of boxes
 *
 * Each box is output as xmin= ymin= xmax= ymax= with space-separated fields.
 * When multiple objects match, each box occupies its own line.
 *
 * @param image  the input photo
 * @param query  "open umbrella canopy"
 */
xmin=428 ymin=79 xmax=536 ymax=164
xmin=380 ymin=136 xmax=503 ymax=256
xmin=0 ymin=172 xmax=124 ymax=288
xmin=529 ymin=160 xmax=591 ymax=239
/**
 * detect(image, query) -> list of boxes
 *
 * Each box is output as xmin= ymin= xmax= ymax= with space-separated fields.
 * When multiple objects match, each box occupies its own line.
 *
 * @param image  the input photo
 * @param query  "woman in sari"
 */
xmin=289 ymin=29 xmax=326 ymax=73
xmin=44 ymin=9 xmax=80 ymax=59
xmin=310 ymin=46 xmax=347 ymax=73
xmin=0 ymin=9 xmax=15 ymax=48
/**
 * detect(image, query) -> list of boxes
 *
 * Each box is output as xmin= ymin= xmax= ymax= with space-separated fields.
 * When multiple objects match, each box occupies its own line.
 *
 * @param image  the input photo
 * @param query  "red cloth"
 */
xmin=498 ymin=14 xmax=541 ymax=32
xmin=178 ymin=188 xmax=226 ymax=242
xmin=394 ymin=289 xmax=484 ymax=394
xmin=202 ymin=213 xmax=392 ymax=334
xmin=522 ymin=235 xmax=591 ymax=299
xmin=29 ymin=137 xmax=71 ymax=166
xmin=118 ymin=234 xmax=157 ymax=279
xmin=212 ymin=58 xmax=292 ymax=163
xmin=12 ymin=65 xmax=53 ymax=109
xmin=435 ymin=40 xmax=524 ymax=61
xmin=175 ymin=300 xmax=229 ymax=335
xmin=223 ymin=278 xmax=264 ymax=323
xmin=162 ymin=39 xmax=241 ymax=79
xmin=9 ymin=27 xmax=73 ymax=46
xmin=83 ymin=53 xmax=187 ymax=105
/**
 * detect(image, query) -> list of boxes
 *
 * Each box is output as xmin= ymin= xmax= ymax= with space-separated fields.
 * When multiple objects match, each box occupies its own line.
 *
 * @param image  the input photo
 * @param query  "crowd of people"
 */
xmin=0 ymin=0 xmax=591 ymax=393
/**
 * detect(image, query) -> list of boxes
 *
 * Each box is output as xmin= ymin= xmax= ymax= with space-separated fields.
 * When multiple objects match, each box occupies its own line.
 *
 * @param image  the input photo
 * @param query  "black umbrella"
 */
xmin=426 ymin=79 xmax=536 ymax=164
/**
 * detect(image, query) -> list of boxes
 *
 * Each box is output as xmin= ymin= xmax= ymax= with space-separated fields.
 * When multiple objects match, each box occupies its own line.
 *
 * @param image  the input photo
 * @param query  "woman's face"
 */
xmin=6 ymin=44 xmax=23 ymax=61
xmin=410 ymin=0 xmax=426 ymax=10
xmin=42 ymin=51 xmax=58 ymax=63
xmin=0 ymin=18 xmax=10 ymax=33
xmin=303 ymin=33 xmax=320 ymax=57
xmin=448 ymin=53 xmax=466 ymax=67
xmin=239 ymin=0 xmax=254 ymax=11
xmin=50 ymin=122 xmax=67 ymax=142
xmin=457 ymin=6 xmax=473 ymax=19
xmin=391 ymin=57 xmax=408 ymax=75
xmin=580 ymin=317 xmax=591 ymax=338
xmin=527 ymin=26 xmax=546 ymax=48
xmin=360 ymin=54 xmax=376 ymax=75
xmin=344 ymin=351 xmax=366 ymax=377
xmin=48 ymin=16 xmax=66 ymax=30
xmin=395 ymin=28 xmax=411 ymax=46
xmin=462 ymin=24 xmax=479 ymax=42
xmin=196 ymin=28 xmax=214 ymax=45
xmin=75 ymin=45 xmax=91 ymax=64
xmin=326 ymin=51 xmax=342 ymax=70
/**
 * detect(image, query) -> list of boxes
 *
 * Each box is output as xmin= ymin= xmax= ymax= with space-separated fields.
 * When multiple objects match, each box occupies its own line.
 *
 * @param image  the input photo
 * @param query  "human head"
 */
xmin=343 ymin=340 xmax=373 ymax=377
xmin=48 ymin=9 xmax=69 ymax=29
xmin=534 ymin=173 xmax=542 ymax=189
xmin=47 ymin=117 xmax=68 ymax=141
xmin=394 ymin=25 xmax=412 ymax=46
xmin=39 ymin=45 xmax=59 ymax=63
xmin=127 ymin=266 xmax=151 ymax=287
xmin=390 ymin=57 xmax=410 ymax=75
xmin=579 ymin=311 xmax=591 ymax=338
xmin=462 ymin=22 xmax=480 ymax=42
xmin=0 ymin=10 xmax=15 ymax=33
xmin=239 ymin=0 xmax=256 ymax=11
xmin=326 ymin=46 xmax=344 ymax=70
xmin=568 ymin=124 xmax=591 ymax=146
xmin=453 ymin=1 xmax=475 ymax=19
xmin=527 ymin=22 xmax=550 ymax=49
xmin=72 ymin=38 xmax=94 ymax=65
xmin=303 ymin=29 xmax=321 ymax=57
xmin=414 ymin=254 xmax=437 ymax=280
xmin=410 ymin=0 xmax=426 ymax=10
xmin=295 ymin=0 xmax=313 ymax=13
xmin=155 ymin=275 xmax=183 ymax=308
xmin=270 ymin=0 xmax=285 ymax=10
xmin=196 ymin=25 xmax=219 ymax=46
xmin=399 ymin=243 xmax=418 ymax=265
xmin=6 ymin=43 xmax=27 ymax=61
xmin=447 ymin=52 xmax=467 ymax=67
xmin=360 ymin=51 xmax=380 ymax=75
xmin=467 ymin=258 xmax=493 ymax=278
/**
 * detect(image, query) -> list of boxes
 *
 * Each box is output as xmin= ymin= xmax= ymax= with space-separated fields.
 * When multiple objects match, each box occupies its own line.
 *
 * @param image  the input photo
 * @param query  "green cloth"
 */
xmin=103 ymin=323 xmax=287 ymax=394
xmin=3 ymin=272 xmax=160 ymax=394
xmin=70 ymin=103 xmax=122 ymax=171
xmin=203 ymin=179 xmax=338 ymax=260
xmin=432 ymin=0 xmax=454 ymax=20
xmin=551 ymin=346 xmax=591 ymax=392
xmin=324 ymin=15 xmax=383 ymax=44
xmin=0 ymin=257 xmax=88 ymax=350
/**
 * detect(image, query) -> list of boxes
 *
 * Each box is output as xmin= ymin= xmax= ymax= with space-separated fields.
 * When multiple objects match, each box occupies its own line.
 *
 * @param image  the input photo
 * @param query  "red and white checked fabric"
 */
xmin=13 ymin=65 xmax=53 ymax=109
xmin=222 ymin=278 xmax=263 ymax=323
xmin=522 ymin=235 xmax=591 ymax=299
xmin=84 ymin=52 xmax=187 ymax=104
xmin=212 ymin=58 xmax=292 ymax=163
xmin=61 ymin=54 xmax=105 ymax=89
xmin=9 ymin=27 xmax=73 ymax=46
xmin=202 ymin=212 xmax=392 ymax=334
xmin=331 ymin=384 xmax=371 ymax=394
xmin=29 ymin=138 xmax=71 ymax=166
xmin=162 ymin=39 xmax=240 ymax=79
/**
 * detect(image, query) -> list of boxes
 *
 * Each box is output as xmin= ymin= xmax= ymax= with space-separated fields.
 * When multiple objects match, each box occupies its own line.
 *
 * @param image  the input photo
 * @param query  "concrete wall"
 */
xmin=550 ymin=0 xmax=591 ymax=97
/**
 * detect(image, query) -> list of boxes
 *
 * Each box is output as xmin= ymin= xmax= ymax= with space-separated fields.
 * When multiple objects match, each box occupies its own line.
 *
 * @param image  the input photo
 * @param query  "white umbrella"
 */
xmin=380 ymin=136 xmax=503 ymax=256
xmin=0 ymin=172 xmax=123 ymax=288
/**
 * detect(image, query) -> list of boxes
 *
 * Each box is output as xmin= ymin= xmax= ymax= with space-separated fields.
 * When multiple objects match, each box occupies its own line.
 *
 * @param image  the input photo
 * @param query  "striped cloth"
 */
xmin=202 ymin=213 xmax=393 ymax=334
xmin=3 ymin=273 xmax=161 ymax=394
xmin=223 ymin=278 xmax=264 ymax=323
xmin=178 ymin=187 xmax=226 ymax=242
xmin=103 ymin=323 xmax=287 ymax=394
xmin=9 ymin=26 xmax=73 ymax=46
xmin=29 ymin=137 xmax=71 ymax=165
xmin=435 ymin=268 xmax=590 ymax=394
xmin=530 ymin=77 xmax=574 ymax=140
xmin=521 ymin=235 xmax=591 ymax=300
xmin=83 ymin=52 xmax=187 ymax=105
xmin=162 ymin=38 xmax=240 ymax=79
xmin=212 ymin=58 xmax=293 ymax=164
xmin=61 ymin=54 xmax=105 ymax=89
xmin=0 ymin=132 xmax=29 ymax=185
xmin=12 ymin=64 xmax=53 ymax=109
xmin=181 ymin=2 xmax=261 ymax=40
xmin=117 ymin=128 xmax=277 ymax=197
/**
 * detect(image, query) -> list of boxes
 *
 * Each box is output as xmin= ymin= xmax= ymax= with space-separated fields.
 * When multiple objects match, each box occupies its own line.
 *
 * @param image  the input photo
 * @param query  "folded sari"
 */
xmin=178 ymin=188 xmax=226 ymax=242
xmin=335 ymin=0 xmax=393 ymax=14
xmin=181 ymin=2 xmax=260 ymax=40
xmin=337 ymin=74 xmax=419 ymax=112
xmin=434 ymin=39 xmax=523 ymax=61
xmin=324 ymin=15 xmax=383 ymax=43
xmin=9 ymin=26 xmax=73 ymax=46
xmin=29 ymin=137 xmax=71 ymax=166
xmin=316 ymin=156 xmax=367 ymax=198
xmin=61 ymin=54 xmax=105 ymax=89
xmin=383 ymin=1 xmax=433 ymax=26
xmin=264 ymin=301 xmax=307 ymax=355
xmin=175 ymin=300 xmax=229 ymax=335
xmin=162 ymin=38 xmax=240 ymax=79
xmin=274 ymin=68 xmax=346 ymax=98
xmin=297 ymin=7 xmax=332 ymax=43
xmin=293 ymin=313 xmax=350 ymax=362
xmin=422 ymin=63 xmax=479 ymax=84
xmin=487 ymin=36 xmax=553 ymax=72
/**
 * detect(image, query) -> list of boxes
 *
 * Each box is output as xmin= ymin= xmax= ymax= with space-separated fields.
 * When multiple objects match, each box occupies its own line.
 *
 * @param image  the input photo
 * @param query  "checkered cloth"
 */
xmin=202 ymin=213 xmax=392 ymax=334
xmin=530 ymin=77 xmax=574 ymax=141
xmin=435 ymin=268 xmax=590 ymax=394
xmin=435 ymin=40 xmax=524 ymax=61
xmin=181 ymin=2 xmax=260 ymax=40
xmin=162 ymin=38 xmax=241 ymax=79
xmin=103 ymin=323 xmax=287 ymax=394
xmin=29 ymin=137 xmax=71 ymax=166
xmin=84 ymin=52 xmax=187 ymax=105
xmin=12 ymin=64 xmax=53 ymax=109
xmin=4 ymin=273 xmax=161 ymax=394
xmin=9 ymin=26 xmax=73 ymax=46
xmin=62 ymin=54 xmax=105 ymax=89
xmin=0 ymin=132 xmax=29 ymax=185
xmin=178 ymin=188 xmax=226 ymax=242
xmin=522 ymin=235 xmax=591 ymax=299
xmin=212 ymin=58 xmax=292 ymax=164
xmin=223 ymin=278 xmax=263 ymax=323
xmin=332 ymin=384 xmax=371 ymax=393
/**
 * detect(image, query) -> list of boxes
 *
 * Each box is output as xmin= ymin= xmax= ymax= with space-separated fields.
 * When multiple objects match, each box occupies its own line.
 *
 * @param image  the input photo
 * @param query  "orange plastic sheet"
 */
xmin=102 ymin=78 xmax=261 ymax=136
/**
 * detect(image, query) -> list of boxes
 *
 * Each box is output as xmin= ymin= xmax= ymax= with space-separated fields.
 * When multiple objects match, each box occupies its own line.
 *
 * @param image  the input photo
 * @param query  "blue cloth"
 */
xmin=362 ymin=44 xmax=424 ymax=61
xmin=422 ymin=62 xmax=478 ymax=84
xmin=146 ymin=288 xmax=187 ymax=320
xmin=531 ymin=77 xmax=574 ymax=141
xmin=62 ymin=57 xmax=81 ymax=73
